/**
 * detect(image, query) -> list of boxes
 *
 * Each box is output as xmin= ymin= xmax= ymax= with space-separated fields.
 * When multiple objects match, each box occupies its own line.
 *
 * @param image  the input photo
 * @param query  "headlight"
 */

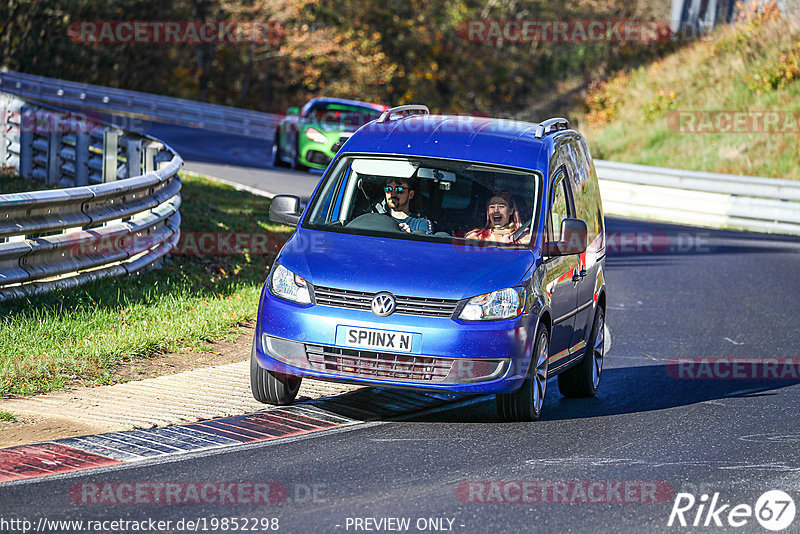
xmin=459 ymin=287 xmax=524 ymax=321
xmin=269 ymin=263 xmax=312 ymax=304
xmin=305 ymin=127 xmax=327 ymax=144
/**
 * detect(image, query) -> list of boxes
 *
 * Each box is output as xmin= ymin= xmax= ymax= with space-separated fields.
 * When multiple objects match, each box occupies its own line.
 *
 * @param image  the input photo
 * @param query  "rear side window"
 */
xmin=566 ymin=143 xmax=586 ymax=187
xmin=570 ymin=138 xmax=603 ymax=238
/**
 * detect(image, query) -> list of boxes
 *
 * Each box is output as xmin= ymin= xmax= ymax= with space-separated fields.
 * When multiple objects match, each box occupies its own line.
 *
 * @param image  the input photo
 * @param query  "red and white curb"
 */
xmin=0 ymin=389 xmax=460 ymax=484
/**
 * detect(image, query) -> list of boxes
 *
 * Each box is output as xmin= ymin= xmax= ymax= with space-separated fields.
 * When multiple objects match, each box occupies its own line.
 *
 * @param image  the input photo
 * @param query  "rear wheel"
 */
xmin=496 ymin=325 xmax=549 ymax=422
xmin=250 ymin=338 xmax=302 ymax=405
xmin=558 ymin=307 xmax=605 ymax=397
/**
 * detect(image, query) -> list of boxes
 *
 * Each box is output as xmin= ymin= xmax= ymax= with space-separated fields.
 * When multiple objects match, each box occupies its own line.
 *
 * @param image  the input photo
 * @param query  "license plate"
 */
xmin=338 ymin=326 xmax=414 ymax=353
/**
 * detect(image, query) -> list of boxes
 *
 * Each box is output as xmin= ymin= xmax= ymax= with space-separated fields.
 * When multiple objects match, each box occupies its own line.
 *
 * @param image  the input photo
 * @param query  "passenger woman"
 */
xmin=465 ymin=192 xmax=528 ymax=243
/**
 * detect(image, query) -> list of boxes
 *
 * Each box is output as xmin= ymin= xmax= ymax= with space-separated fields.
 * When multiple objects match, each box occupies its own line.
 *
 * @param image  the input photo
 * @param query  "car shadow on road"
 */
xmin=540 ymin=362 xmax=800 ymax=421
xmin=390 ymin=362 xmax=800 ymax=424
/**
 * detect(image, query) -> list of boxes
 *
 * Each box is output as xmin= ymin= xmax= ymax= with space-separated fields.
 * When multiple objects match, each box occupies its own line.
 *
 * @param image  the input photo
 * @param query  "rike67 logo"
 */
xmin=668 ymin=490 xmax=796 ymax=531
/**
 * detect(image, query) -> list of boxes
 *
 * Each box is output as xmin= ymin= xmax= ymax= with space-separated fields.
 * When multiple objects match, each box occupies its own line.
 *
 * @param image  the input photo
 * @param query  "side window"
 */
xmin=548 ymin=172 xmax=571 ymax=243
xmin=575 ymin=138 xmax=601 ymax=237
xmin=308 ymin=157 xmax=351 ymax=224
xmin=565 ymin=143 xmax=582 ymax=186
xmin=576 ymin=139 xmax=592 ymax=182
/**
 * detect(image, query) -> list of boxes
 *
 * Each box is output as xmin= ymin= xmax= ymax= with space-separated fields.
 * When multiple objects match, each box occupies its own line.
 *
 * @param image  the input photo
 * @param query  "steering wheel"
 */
xmin=345 ymin=213 xmax=403 ymax=232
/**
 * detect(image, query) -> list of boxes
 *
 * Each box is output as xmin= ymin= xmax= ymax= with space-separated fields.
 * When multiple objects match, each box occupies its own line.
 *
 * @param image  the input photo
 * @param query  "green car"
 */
xmin=271 ymin=98 xmax=388 ymax=171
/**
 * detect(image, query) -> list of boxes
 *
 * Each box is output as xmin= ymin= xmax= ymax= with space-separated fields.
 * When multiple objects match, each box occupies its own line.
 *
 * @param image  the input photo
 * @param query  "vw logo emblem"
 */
xmin=371 ymin=292 xmax=396 ymax=317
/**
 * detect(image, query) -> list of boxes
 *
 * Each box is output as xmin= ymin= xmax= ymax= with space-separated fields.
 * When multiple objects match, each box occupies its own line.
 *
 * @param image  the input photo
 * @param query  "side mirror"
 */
xmin=269 ymin=195 xmax=302 ymax=227
xmin=545 ymin=218 xmax=588 ymax=256
xmin=286 ymin=107 xmax=300 ymax=116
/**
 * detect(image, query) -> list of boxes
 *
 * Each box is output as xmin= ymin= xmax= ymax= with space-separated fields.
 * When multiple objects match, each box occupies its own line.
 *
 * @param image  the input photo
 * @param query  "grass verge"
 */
xmin=0 ymin=410 xmax=15 ymax=422
xmin=0 ymin=172 xmax=291 ymax=397
xmin=0 ymin=172 xmax=58 ymax=193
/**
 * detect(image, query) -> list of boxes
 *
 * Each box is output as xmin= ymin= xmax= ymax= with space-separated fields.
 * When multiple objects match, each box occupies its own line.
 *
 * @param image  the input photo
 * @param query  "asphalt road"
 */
xmin=2 ymin=127 xmax=799 ymax=533
xmin=146 ymin=123 xmax=324 ymax=201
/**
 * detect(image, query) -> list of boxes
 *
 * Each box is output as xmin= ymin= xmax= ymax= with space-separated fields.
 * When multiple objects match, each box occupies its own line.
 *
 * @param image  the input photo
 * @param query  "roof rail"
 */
xmin=377 ymin=104 xmax=430 ymax=123
xmin=534 ymin=117 xmax=570 ymax=138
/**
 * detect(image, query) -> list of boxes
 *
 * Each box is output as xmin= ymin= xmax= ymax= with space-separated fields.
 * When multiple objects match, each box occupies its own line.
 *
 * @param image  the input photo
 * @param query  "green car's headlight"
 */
xmin=305 ymin=127 xmax=327 ymax=144
xmin=269 ymin=263 xmax=312 ymax=304
xmin=459 ymin=287 xmax=525 ymax=321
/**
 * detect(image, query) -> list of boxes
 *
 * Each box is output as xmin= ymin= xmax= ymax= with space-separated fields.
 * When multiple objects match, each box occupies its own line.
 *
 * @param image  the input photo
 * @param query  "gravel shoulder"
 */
xmin=0 ymin=324 xmax=360 ymax=448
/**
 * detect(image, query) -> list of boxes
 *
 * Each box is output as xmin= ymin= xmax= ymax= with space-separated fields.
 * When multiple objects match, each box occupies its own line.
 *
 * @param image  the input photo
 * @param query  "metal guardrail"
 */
xmin=0 ymin=69 xmax=281 ymax=139
xmin=0 ymin=92 xmax=182 ymax=302
xmin=595 ymin=160 xmax=800 ymax=236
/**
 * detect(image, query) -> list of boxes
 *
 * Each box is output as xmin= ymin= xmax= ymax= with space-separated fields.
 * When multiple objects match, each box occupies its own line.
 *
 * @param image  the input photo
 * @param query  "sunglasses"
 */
xmin=384 ymin=186 xmax=408 ymax=193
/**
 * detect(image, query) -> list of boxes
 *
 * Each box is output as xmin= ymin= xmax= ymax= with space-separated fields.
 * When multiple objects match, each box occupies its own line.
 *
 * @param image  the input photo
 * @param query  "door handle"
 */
xmin=572 ymin=270 xmax=581 ymax=283
xmin=579 ymin=268 xmax=587 ymax=278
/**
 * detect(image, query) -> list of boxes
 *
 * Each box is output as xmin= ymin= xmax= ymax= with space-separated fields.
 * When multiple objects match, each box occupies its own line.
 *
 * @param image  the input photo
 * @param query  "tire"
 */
xmin=250 ymin=337 xmax=302 ymax=405
xmin=271 ymin=131 xmax=288 ymax=168
xmin=496 ymin=325 xmax=549 ymax=422
xmin=291 ymin=142 xmax=309 ymax=172
xmin=557 ymin=306 xmax=605 ymax=398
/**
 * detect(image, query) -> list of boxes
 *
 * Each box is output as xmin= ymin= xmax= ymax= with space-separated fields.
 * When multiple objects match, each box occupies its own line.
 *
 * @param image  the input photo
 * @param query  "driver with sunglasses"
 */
xmin=383 ymin=178 xmax=433 ymax=234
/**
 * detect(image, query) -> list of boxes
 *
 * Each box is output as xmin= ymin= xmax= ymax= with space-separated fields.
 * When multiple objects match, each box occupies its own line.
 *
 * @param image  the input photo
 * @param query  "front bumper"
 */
xmin=254 ymin=286 xmax=536 ymax=394
xmin=298 ymin=133 xmax=349 ymax=169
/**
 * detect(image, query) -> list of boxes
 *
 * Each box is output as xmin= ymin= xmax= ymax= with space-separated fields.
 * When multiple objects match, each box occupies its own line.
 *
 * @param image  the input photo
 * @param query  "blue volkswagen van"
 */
xmin=253 ymin=106 xmax=606 ymax=421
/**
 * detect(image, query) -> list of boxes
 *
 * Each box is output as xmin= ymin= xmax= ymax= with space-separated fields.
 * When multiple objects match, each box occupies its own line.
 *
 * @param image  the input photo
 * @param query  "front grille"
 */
xmin=305 ymin=344 xmax=454 ymax=382
xmin=313 ymin=285 xmax=460 ymax=318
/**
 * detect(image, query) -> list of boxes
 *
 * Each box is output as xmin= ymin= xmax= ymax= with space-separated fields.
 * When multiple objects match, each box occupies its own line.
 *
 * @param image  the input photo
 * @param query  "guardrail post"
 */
xmin=47 ymin=128 xmax=63 ymax=185
xmin=19 ymin=106 xmax=34 ymax=179
xmin=0 ymin=99 xmax=7 ymax=168
xmin=75 ymin=132 xmax=90 ymax=186
xmin=102 ymin=129 xmax=119 ymax=183
xmin=125 ymin=137 xmax=142 ymax=178
xmin=143 ymin=142 xmax=162 ymax=174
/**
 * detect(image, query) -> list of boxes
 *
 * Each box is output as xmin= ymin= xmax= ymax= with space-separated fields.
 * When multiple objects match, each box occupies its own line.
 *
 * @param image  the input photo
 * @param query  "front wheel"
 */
xmin=250 ymin=338 xmax=302 ymax=405
xmin=271 ymin=131 xmax=288 ymax=168
xmin=558 ymin=307 xmax=605 ymax=398
xmin=291 ymin=142 xmax=308 ymax=172
xmin=496 ymin=325 xmax=549 ymax=422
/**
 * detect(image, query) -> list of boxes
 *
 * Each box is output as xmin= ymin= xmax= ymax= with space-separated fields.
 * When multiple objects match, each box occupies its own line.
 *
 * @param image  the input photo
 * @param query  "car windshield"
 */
xmin=307 ymin=105 xmax=382 ymax=129
xmin=304 ymin=155 xmax=541 ymax=248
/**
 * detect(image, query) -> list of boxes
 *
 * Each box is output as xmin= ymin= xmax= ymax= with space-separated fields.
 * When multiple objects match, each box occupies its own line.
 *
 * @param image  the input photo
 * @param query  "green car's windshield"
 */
xmin=307 ymin=105 xmax=382 ymax=129
xmin=304 ymin=155 xmax=541 ymax=247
